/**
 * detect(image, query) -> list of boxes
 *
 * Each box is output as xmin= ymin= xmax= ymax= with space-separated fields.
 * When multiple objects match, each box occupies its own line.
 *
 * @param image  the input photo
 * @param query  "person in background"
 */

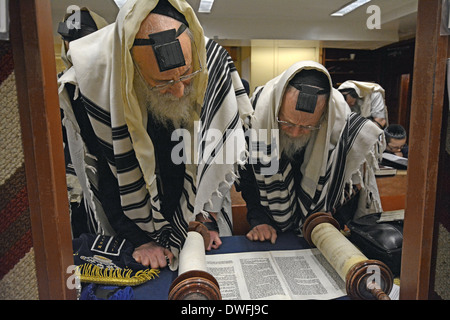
xmin=338 ymin=80 xmax=388 ymax=129
xmin=384 ymin=124 xmax=408 ymax=158
xmin=57 ymin=7 xmax=109 ymax=71
xmin=57 ymin=7 xmax=109 ymax=238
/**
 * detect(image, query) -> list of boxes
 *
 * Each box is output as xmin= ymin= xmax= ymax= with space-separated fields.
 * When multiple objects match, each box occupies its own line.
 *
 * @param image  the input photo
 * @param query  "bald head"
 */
xmin=136 ymin=13 xmax=183 ymax=38
xmin=132 ymin=13 xmax=193 ymax=98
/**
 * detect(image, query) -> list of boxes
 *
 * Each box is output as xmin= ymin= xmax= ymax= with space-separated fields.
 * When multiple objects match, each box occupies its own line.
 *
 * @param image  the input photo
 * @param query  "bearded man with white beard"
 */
xmin=236 ymin=61 xmax=385 ymax=244
xmin=58 ymin=0 xmax=252 ymax=271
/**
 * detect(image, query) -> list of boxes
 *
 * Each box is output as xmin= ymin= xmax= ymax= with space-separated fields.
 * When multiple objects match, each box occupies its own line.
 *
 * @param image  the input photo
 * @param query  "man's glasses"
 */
xmin=387 ymin=143 xmax=405 ymax=151
xmin=149 ymin=64 xmax=202 ymax=90
xmin=276 ymin=117 xmax=321 ymax=131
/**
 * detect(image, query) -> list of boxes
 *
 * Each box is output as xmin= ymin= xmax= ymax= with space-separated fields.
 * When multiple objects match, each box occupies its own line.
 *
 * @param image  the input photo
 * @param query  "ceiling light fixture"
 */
xmin=331 ymin=0 xmax=371 ymax=17
xmin=198 ymin=0 xmax=215 ymax=13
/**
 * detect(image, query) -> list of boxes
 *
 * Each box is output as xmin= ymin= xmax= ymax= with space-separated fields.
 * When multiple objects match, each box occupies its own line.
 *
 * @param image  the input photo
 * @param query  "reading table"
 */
xmin=133 ymin=232 xmax=312 ymax=300
xmin=132 ymin=172 xmax=407 ymax=300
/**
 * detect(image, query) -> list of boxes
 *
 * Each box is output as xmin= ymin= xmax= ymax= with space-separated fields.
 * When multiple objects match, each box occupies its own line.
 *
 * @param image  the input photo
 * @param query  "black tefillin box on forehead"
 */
xmin=293 ymin=84 xmax=328 ymax=114
xmin=289 ymin=69 xmax=331 ymax=114
xmin=133 ymin=24 xmax=188 ymax=72
xmin=132 ymin=0 xmax=191 ymax=72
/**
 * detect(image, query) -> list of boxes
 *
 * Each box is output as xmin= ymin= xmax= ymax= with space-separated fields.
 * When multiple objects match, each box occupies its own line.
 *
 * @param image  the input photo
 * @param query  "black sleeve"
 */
xmin=67 ymin=84 xmax=152 ymax=248
xmin=236 ymin=163 xmax=277 ymax=230
xmin=96 ymin=153 xmax=153 ymax=248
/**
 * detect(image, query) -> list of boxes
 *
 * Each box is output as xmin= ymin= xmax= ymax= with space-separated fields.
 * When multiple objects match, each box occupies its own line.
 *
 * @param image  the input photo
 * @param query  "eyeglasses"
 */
xmin=387 ymin=143 xmax=405 ymax=151
xmin=276 ymin=117 xmax=321 ymax=131
xmin=149 ymin=65 xmax=202 ymax=90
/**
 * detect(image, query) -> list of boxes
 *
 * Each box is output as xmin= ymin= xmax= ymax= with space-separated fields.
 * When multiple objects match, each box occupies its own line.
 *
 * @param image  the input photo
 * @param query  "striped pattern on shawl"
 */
xmin=246 ymin=61 xmax=384 ymax=232
xmin=58 ymin=0 xmax=252 ymax=270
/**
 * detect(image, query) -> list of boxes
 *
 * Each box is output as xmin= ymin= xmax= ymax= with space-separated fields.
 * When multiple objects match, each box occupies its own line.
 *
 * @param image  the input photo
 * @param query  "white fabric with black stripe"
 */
xmin=244 ymin=61 xmax=385 ymax=233
xmin=58 ymin=0 xmax=253 ymax=270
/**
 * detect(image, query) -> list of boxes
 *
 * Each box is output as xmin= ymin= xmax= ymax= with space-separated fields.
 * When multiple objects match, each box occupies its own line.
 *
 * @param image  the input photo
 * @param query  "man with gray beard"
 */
xmin=134 ymin=65 xmax=196 ymax=130
xmin=236 ymin=61 xmax=384 ymax=244
xmin=59 ymin=0 xmax=252 ymax=271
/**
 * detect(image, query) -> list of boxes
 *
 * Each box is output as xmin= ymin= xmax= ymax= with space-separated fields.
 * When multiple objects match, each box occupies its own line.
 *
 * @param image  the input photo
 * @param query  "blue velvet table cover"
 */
xmin=132 ymin=232 xmax=313 ymax=300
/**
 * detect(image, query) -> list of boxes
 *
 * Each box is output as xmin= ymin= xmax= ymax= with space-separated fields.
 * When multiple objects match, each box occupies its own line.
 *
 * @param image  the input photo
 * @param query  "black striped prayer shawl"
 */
xmin=245 ymin=61 xmax=384 ymax=233
xmin=58 ymin=0 xmax=252 ymax=270
xmin=251 ymin=113 xmax=374 ymax=232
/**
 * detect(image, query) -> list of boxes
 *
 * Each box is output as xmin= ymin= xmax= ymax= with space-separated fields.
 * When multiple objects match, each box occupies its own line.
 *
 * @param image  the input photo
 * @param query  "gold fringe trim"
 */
xmin=75 ymin=264 xmax=160 ymax=286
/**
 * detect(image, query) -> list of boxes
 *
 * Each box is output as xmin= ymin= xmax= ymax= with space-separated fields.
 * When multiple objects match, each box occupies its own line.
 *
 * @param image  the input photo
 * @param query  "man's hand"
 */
xmin=246 ymin=224 xmax=277 ymax=244
xmin=196 ymin=212 xmax=222 ymax=251
xmin=132 ymin=241 xmax=173 ymax=269
xmin=207 ymin=230 xmax=222 ymax=251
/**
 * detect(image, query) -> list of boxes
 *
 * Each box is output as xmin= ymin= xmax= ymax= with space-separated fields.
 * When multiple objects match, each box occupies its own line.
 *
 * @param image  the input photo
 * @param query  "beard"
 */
xmin=279 ymin=129 xmax=311 ymax=161
xmin=134 ymin=70 xmax=196 ymax=129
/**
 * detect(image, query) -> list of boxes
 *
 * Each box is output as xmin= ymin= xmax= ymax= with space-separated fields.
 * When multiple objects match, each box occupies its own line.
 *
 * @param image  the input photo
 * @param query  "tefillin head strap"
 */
xmin=133 ymin=24 xmax=188 ymax=72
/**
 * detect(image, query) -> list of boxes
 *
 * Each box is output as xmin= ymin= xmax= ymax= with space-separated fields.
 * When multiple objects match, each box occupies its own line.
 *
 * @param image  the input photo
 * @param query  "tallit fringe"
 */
xmin=66 ymin=174 xmax=83 ymax=204
xmin=85 ymin=164 xmax=97 ymax=175
xmin=368 ymin=147 xmax=383 ymax=212
xmin=75 ymin=264 xmax=159 ymax=286
xmin=86 ymin=153 xmax=98 ymax=161
xmin=200 ymin=147 xmax=249 ymax=226
xmin=340 ymin=143 xmax=382 ymax=212
xmin=62 ymin=116 xmax=105 ymax=235
xmin=362 ymin=148 xmax=384 ymax=213
xmin=73 ymin=85 xmax=80 ymax=100
xmin=199 ymin=209 xmax=210 ymax=220
xmin=82 ymin=167 xmax=106 ymax=234
xmin=341 ymin=179 xmax=352 ymax=205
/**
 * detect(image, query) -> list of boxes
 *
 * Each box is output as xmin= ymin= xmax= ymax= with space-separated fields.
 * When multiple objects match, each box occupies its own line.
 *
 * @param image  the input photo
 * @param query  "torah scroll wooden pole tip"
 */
xmin=346 ymin=260 xmax=393 ymax=300
xmin=168 ymin=270 xmax=222 ymax=300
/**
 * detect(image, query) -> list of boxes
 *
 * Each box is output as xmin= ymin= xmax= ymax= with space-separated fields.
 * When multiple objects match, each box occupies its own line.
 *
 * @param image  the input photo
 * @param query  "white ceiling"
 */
xmin=50 ymin=0 xmax=418 ymax=50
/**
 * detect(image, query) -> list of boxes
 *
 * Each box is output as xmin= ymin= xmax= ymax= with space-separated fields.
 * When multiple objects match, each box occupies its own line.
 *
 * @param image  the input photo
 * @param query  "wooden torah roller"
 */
xmin=303 ymin=212 xmax=393 ymax=300
xmin=168 ymin=221 xmax=222 ymax=300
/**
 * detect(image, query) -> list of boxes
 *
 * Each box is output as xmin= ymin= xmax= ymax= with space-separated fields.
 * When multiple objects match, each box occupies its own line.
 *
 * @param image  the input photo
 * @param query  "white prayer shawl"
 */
xmin=59 ymin=8 xmax=109 ymax=211
xmin=58 ymin=0 xmax=252 ymax=270
xmin=338 ymin=80 xmax=388 ymax=121
xmin=60 ymin=7 xmax=109 ymax=70
xmin=248 ymin=61 xmax=385 ymax=232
